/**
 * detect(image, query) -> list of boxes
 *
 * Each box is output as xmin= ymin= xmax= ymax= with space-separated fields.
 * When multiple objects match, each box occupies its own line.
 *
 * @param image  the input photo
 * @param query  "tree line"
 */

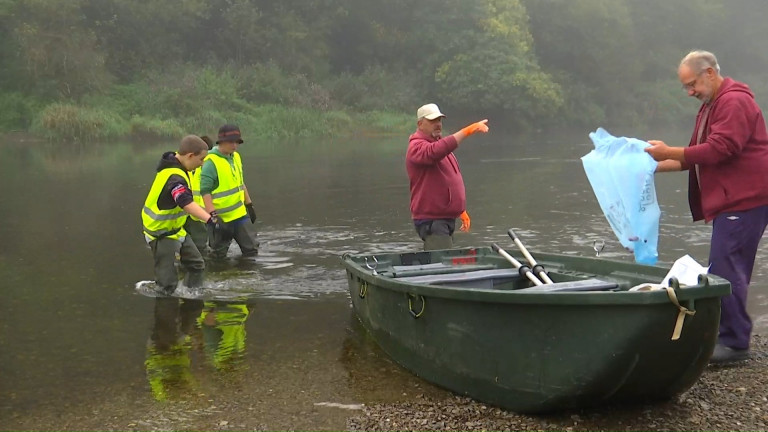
xmin=1 ymin=0 xmax=766 ymax=139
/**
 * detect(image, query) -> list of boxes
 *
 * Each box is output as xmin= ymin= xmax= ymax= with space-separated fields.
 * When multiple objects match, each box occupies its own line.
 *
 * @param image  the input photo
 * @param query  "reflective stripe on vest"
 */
xmin=141 ymin=167 xmax=189 ymax=240
xmin=188 ymin=168 xmax=206 ymax=222
xmin=208 ymin=152 xmax=247 ymax=223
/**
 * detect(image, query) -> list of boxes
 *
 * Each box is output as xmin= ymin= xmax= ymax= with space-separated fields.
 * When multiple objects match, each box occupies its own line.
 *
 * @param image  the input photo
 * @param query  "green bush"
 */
xmin=130 ymin=66 xmax=249 ymax=118
xmin=129 ymin=116 xmax=185 ymax=141
xmin=81 ymin=83 xmax=156 ymax=119
xmin=0 ymin=92 xmax=43 ymax=131
xmin=358 ymin=110 xmax=412 ymax=134
xmin=28 ymin=64 xmax=416 ymax=142
xmin=180 ymin=110 xmax=229 ymax=136
xmin=235 ymin=62 xmax=332 ymax=110
xmin=328 ymin=66 xmax=420 ymax=112
xmin=33 ymin=103 xmax=128 ymax=141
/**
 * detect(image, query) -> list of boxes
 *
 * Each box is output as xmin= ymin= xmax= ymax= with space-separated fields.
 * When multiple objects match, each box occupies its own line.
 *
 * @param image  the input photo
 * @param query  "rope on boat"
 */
xmin=664 ymin=287 xmax=696 ymax=340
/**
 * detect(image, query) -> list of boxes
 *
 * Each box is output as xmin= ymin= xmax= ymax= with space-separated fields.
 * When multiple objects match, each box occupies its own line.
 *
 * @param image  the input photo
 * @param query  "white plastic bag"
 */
xmin=581 ymin=128 xmax=660 ymax=265
xmin=661 ymin=254 xmax=709 ymax=287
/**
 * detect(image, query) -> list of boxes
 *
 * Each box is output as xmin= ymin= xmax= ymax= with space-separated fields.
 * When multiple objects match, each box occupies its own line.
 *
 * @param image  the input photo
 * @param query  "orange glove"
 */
xmin=460 ymin=119 xmax=489 ymax=137
xmin=459 ymin=211 xmax=471 ymax=232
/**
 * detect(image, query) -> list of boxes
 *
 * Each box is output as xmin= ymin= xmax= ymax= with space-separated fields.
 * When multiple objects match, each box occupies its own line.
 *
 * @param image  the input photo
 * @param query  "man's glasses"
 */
xmin=682 ymin=71 xmax=707 ymax=91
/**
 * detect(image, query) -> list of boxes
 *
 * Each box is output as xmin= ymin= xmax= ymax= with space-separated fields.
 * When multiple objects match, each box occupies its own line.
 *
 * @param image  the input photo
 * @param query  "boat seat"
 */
xmin=390 ymin=263 xmax=496 ymax=278
xmin=398 ymin=269 xmax=619 ymax=292
xmin=516 ymin=278 xmax=619 ymax=292
xmin=397 ymin=268 xmax=521 ymax=284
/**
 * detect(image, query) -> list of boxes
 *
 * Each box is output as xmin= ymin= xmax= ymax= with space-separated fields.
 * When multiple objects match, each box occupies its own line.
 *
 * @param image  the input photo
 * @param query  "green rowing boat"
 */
xmin=341 ymin=245 xmax=730 ymax=413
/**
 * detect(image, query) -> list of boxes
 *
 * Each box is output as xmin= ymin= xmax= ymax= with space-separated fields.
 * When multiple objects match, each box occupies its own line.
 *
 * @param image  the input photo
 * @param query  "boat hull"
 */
xmin=342 ymin=247 xmax=729 ymax=413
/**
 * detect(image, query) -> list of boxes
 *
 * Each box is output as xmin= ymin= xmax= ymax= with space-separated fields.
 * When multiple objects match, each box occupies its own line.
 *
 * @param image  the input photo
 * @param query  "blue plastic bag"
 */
xmin=581 ymin=128 xmax=660 ymax=265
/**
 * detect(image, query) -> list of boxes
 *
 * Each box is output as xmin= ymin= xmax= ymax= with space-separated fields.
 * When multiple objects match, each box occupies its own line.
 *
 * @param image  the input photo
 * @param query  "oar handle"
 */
xmin=492 ymin=243 xmax=522 ymax=267
xmin=508 ymin=229 xmax=537 ymax=265
xmin=492 ymin=243 xmax=543 ymax=286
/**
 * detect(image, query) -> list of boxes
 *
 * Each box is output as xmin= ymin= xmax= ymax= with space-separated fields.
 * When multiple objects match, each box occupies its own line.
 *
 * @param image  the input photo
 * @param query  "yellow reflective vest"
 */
xmin=141 ymin=167 xmax=190 ymax=241
xmin=208 ymin=152 xmax=247 ymax=223
xmin=188 ymin=168 xmax=206 ymax=222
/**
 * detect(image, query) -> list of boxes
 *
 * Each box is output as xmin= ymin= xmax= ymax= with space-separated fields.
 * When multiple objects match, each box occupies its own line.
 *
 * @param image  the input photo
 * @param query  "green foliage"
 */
xmin=33 ymin=103 xmax=128 ymax=141
xmin=523 ymin=0 xmax=639 ymax=125
xmin=433 ymin=0 xmax=563 ymax=121
xmin=235 ymin=62 xmax=332 ymax=110
xmin=627 ymin=80 xmax=691 ymax=128
xmin=181 ymin=110 xmax=229 ymax=136
xmin=0 ymin=91 xmax=42 ymax=130
xmin=3 ymin=0 xmax=768 ymax=138
xmin=65 ymin=65 xmax=413 ymax=140
xmin=361 ymin=110 xmax=413 ymax=135
xmin=555 ymin=82 xmax=607 ymax=128
xmin=221 ymin=105 xmax=350 ymax=139
xmin=327 ymin=66 xmax=420 ymax=112
xmin=12 ymin=0 xmax=111 ymax=99
xmin=128 ymin=116 xmax=186 ymax=141
xmin=81 ymin=0 xmax=213 ymax=80
xmin=626 ymin=0 xmax=725 ymax=80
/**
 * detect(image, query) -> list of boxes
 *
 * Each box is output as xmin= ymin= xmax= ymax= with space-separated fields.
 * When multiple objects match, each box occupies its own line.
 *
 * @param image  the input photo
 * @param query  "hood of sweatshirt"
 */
xmin=156 ymin=151 xmax=185 ymax=172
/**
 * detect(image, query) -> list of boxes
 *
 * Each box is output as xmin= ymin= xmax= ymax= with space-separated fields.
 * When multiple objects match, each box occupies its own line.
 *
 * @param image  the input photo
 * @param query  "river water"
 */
xmin=2 ymin=126 xmax=767 ymax=429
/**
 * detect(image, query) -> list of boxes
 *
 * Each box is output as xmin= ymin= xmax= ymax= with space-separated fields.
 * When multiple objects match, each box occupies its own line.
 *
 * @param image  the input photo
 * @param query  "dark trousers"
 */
xmin=184 ymin=218 xmax=209 ymax=254
xmin=415 ymin=219 xmax=456 ymax=251
xmin=150 ymin=236 xmax=206 ymax=294
xmin=209 ymin=217 xmax=258 ymax=259
xmin=709 ymin=205 xmax=768 ymax=350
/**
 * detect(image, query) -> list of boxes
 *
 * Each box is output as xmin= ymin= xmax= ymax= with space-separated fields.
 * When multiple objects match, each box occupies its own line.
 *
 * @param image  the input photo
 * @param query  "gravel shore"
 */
xmin=348 ymin=335 xmax=768 ymax=431
xmin=5 ymin=337 xmax=765 ymax=431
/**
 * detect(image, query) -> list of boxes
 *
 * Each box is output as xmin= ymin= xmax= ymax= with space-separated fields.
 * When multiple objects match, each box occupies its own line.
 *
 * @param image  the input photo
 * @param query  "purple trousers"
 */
xmin=709 ymin=205 xmax=768 ymax=350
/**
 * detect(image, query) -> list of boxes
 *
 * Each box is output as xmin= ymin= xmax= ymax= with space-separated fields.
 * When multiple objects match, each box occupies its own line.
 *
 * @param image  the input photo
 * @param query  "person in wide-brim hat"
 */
xmin=199 ymin=124 xmax=259 ymax=259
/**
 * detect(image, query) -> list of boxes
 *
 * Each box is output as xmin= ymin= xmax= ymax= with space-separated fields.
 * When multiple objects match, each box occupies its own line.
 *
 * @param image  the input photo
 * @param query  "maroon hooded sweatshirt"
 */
xmin=682 ymin=77 xmax=768 ymax=222
xmin=406 ymin=129 xmax=466 ymax=220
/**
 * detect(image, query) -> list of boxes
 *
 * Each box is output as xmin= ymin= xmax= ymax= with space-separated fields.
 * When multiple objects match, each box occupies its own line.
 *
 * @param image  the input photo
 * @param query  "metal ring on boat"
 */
xmin=407 ymin=294 xmax=426 ymax=319
xmin=359 ymin=280 xmax=368 ymax=298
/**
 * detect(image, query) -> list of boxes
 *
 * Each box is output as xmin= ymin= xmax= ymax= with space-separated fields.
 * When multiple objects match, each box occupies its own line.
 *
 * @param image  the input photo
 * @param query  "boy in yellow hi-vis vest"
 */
xmin=141 ymin=135 xmax=219 ymax=295
xmin=201 ymin=124 xmax=259 ymax=259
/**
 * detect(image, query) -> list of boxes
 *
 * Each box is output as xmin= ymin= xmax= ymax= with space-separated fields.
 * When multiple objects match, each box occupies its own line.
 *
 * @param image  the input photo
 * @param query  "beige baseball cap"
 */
xmin=416 ymin=103 xmax=446 ymax=120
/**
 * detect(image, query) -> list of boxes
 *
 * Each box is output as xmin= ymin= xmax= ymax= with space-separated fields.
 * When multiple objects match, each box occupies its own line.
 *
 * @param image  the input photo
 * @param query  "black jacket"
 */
xmin=153 ymin=151 xmax=194 ymax=210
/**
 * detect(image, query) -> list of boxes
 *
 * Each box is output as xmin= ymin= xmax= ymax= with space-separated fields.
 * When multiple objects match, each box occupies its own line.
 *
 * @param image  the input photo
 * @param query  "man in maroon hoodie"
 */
xmin=645 ymin=50 xmax=768 ymax=364
xmin=406 ymin=103 xmax=489 ymax=250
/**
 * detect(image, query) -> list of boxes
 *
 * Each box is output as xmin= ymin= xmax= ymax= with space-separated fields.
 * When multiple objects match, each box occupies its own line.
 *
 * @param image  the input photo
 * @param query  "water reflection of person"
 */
xmin=198 ymin=300 xmax=253 ymax=372
xmin=145 ymin=297 xmax=204 ymax=401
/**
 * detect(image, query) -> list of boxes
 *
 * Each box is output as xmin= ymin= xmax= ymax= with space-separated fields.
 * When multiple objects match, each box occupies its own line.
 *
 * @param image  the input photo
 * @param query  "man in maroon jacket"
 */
xmin=645 ymin=50 xmax=768 ymax=365
xmin=406 ymin=103 xmax=489 ymax=250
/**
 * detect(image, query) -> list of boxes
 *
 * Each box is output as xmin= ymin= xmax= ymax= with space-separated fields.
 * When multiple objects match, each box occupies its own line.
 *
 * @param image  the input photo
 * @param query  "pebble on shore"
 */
xmin=347 ymin=335 xmax=768 ymax=431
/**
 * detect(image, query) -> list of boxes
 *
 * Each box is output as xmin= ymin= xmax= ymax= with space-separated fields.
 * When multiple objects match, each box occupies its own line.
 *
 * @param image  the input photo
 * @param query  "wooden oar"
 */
xmin=491 ymin=243 xmax=543 ymax=286
xmin=507 ymin=229 xmax=554 ymax=284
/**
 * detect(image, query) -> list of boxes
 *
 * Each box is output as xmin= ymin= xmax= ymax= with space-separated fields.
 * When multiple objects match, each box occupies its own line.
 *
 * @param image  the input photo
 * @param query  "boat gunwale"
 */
xmin=342 ymin=250 xmax=731 ymax=306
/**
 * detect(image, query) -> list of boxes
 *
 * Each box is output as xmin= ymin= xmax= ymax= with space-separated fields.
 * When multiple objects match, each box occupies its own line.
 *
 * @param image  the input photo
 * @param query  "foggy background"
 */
xmin=1 ymin=0 xmax=767 ymax=136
